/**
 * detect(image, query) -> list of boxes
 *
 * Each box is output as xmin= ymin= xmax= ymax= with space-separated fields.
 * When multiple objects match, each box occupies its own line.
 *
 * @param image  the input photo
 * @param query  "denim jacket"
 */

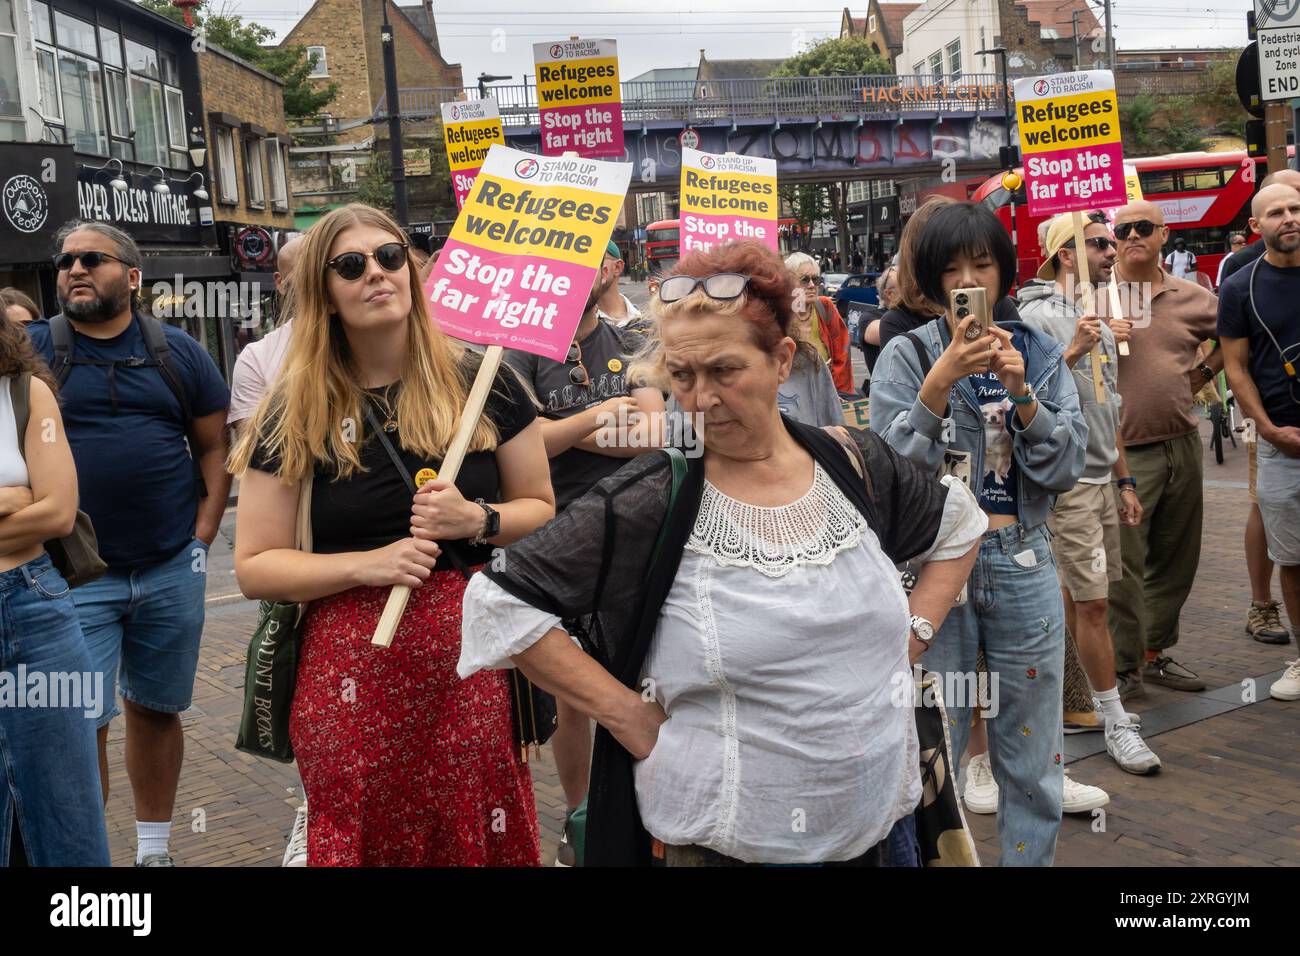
xmin=870 ymin=311 xmax=1088 ymax=530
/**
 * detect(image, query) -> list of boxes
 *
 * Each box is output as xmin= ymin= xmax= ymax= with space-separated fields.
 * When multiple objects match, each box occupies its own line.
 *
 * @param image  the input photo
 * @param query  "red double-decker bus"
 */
xmin=973 ymin=150 xmax=1272 ymax=288
xmin=644 ymin=217 xmax=803 ymax=273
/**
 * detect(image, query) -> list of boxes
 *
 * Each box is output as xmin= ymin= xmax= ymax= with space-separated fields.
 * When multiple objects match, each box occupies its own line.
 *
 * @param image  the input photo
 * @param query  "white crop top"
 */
xmin=0 ymin=376 xmax=31 ymax=490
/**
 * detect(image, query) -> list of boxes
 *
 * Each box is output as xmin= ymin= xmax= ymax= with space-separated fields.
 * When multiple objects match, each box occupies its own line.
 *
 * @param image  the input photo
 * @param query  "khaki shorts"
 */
xmin=1047 ymin=482 xmax=1122 ymax=602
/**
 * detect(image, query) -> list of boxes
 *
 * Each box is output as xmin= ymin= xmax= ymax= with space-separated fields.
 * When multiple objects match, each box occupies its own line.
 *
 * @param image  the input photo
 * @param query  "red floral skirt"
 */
xmin=289 ymin=571 xmax=541 ymax=866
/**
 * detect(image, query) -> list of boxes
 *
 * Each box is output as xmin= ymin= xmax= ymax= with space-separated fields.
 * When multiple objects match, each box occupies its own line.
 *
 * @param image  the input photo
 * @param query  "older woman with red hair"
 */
xmin=459 ymin=240 xmax=986 ymax=866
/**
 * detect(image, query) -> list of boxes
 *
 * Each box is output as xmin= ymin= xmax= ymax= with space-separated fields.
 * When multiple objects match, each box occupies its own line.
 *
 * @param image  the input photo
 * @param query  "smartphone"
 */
xmin=948 ymin=287 xmax=989 ymax=343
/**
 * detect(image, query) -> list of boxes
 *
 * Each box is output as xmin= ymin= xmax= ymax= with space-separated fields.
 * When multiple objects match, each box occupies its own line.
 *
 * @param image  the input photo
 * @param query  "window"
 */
xmin=245 ymin=136 xmax=266 ymax=207
xmin=1040 ymin=27 xmax=1059 ymax=39
xmin=31 ymin=1 xmax=51 ymax=44
xmin=913 ymin=61 xmax=924 ymax=76
xmin=35 ymin=44 xmax=59 ymax=121
xmin=130 ymin=72 xmax=168 ymax=166
xmin=267 ymin=143 xmax=288 ymax=209
xmin=1179 ymin=167 xmax=1227 ymax=191
xmin=126 ymin=39 xmax=159 ymax=80
xmin=868 ymin=14 xmax=877 ymax=33
xmin=99 ymin=27 xmax=122 ymax=68
xmin=947 ymin=39 xmax=961 ymax=78
xmin=164 ymin=86 xmax=186 ymax=150
xmin=58 ymin=51 xmax=107 ymax=155
xmin=54 ymin=10 xmax=96 ymax=57
xmin=160 ymin=50 xmax=179 ymax=86
xmin=0 ymin=0 xmax=21 ymax=122
xmin=929 ymin=51 xmax=943 ymax=76
xmin=105 ymin=68 xmax=128 ymax=136
xmin=306 ymin=46 xmax=327 ymax=78
xmin=1137 ymin=170 xmax=1177 ymax=194
xmin=214 ymin=125 xmax=238 ymax=204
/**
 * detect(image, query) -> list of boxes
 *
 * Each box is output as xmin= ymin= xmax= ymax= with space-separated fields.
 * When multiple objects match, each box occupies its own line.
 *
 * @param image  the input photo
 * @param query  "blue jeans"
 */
xmin=73 ymin=538 xmax=208 ymax=729
xmin=0 ymin=554 xmax=110 ymax=866
xmin=923 ymin=523 xmax=1065 ymax=867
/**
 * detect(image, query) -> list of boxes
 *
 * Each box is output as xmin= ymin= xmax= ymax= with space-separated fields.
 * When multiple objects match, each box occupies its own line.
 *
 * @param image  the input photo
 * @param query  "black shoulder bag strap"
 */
xmin=136 ymin=313 xmax=192 ymax=424
xmin=49 ymin=314 xmax=74 ymax=388
xmin=361 ymin=400 xmax=474 ymax=579
xmin=903 ymin=331 xmax=933 ymax=378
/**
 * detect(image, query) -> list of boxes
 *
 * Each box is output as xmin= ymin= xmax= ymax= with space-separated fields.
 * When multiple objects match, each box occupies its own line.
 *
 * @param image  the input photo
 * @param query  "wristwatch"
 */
xmin=471 ymin=499 xmax=500 ymax=546
xmin=910 ymin=614 xmax=935 ymax=646
xmin=1196 ymin=362 xmax=1214 ymax=383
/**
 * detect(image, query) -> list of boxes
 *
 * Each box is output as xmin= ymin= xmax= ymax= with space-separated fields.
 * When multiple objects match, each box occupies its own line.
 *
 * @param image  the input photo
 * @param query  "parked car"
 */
xmin=820 ymin=272 xmax=850 ymax=296
xmin=834 ymin=272 xmax=881 ymax=311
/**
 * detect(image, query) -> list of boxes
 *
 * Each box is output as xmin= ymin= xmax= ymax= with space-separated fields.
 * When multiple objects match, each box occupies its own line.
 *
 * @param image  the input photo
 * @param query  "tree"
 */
xmin=355 ymin=154 xmax=395 ymax=217
xmin=774 ymin=36 xmax=893 ymax=78
xmin=1120 ymin=93 xmax=1205 ymax=155
xmin=780 ymin=183 xmax=830 ymax=248
xmin=137 ymin=0 xmax=339 ymax=120
xmin=1196 ymin=52 xmax=1249 ymax=141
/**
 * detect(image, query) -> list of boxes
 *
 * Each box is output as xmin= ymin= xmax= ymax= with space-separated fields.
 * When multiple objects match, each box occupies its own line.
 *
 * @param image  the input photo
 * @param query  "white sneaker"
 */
xmin=1062 ymin=770 xmax=1109 ymax=813
xmin=282 ymin=803 xmax=308 ymax=867
xmin=963 ymin=752 xmax=998 ymax=814
xmin=1271 ymin=659 xmax=1300 ymax=701
xmin=1105 ymin=719 xmax=1162 ymax=775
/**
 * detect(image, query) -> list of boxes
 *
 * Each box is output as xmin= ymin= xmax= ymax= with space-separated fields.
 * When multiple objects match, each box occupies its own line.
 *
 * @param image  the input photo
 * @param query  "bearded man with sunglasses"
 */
xmin=503 ymin=240 xmax=666 ymax=863
xmin=1218 ymin=183 xmax=1300 ymax=700
xmin=27 ymin=221 xmax=231 ymax=867
xmin=1106 ymin=201 xmax=1222 ymax=699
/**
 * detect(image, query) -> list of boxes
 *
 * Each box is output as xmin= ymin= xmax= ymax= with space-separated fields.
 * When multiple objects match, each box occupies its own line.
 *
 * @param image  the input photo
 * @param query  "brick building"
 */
xmin=838 ymin=2 xmax=922 ymax=69
xmin=280 ymin=0 xmax=463 ymax=145
xmin=197 ymin=42 xmax=297 ymax=374
xmin=902 ymin=0 xmax=1101 ymax=78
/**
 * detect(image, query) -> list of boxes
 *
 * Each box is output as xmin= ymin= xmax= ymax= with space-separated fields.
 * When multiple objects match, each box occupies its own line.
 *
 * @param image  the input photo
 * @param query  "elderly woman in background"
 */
xmin=459 ymin=240 xmax=985 ymax=867
xmin=784 ymin=252 xmax=855 ymax=394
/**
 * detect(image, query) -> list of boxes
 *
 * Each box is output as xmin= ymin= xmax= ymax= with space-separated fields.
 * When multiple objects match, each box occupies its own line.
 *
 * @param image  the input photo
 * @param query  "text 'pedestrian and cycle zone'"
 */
xmin=533 ymin=38 xmax=624 ymax=158
xmin=1014 ymin=71 xmax=1126 ymax=217
xmin=441 ymin=98 xmax=507 ymax=210
xmin=679 ymin=148 xmax=779 ymax=254
xmin=426 ymin=144 xmax=631 ymax=361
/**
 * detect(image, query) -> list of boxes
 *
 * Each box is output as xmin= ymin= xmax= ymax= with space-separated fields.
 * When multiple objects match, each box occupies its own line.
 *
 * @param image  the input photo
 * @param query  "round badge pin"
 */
xmin=607 ymin=358 xmax=623 ymax=373
xmin=415 ymin=467 xmax=438 ymax=487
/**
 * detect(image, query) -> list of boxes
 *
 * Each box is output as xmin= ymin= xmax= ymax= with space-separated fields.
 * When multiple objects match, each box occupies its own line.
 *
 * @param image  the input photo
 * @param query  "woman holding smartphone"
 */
xmin=869 ymin=202 xmax=1087 ymax=867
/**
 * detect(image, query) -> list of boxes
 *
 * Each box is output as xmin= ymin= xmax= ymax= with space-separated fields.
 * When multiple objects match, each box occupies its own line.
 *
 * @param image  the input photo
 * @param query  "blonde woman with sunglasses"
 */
xmin=230 ymin=204 xmax=555 ymax=866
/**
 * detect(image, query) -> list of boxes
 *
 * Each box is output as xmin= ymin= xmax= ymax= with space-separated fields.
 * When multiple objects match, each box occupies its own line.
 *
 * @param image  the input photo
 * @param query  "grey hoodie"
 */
xmin=1015 ymin=282 xmax=1120 ymax=481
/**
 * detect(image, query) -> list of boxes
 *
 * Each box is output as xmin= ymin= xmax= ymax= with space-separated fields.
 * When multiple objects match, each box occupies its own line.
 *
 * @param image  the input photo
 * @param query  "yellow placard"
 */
xmin=535 ymin=56 xmax=621 ymax=107
xmin=445 ymin=118 xmax=506 ymax=172
xmin=447 ymin=172 xmax=622 ymax=269
xmin=1017 ymin=89 xmax=1120 ymax=153
xmin=840 ymin=398 xmax=870 ymax=429
xmin=681 ymin=167 xmax=779 ymax=218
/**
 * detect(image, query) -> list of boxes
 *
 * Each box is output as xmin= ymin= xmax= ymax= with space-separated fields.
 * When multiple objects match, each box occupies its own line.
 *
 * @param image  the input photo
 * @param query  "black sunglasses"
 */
xmin=326 ymin=242 xmax=409 ymax=281
xmin=566 ymin=341 xmax=590 ymax=387
xmin=1066 ymin=236 xmax=1116 ymax=252
xmin=1114 ymin=220 xmax=1158 ymax=241
xmin=53 ymin=251 xmax=128 ymax=271
xmin=658 ymin=273 xmax=752 ymax=303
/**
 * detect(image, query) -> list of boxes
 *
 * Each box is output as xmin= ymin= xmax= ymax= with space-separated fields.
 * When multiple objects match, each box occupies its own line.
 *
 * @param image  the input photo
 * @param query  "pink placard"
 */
xmin=680 ymin=209 xmax=778 ymax=254
xmin=424 ymin=238 xmax=597 ymax=363
xmin=539 ymin=103 xmax=623 ymax=158
xmin=1022 ymin=143 xmax=1127 ymax=218
xmin=451 ymin=167 xmax=481 ymax=210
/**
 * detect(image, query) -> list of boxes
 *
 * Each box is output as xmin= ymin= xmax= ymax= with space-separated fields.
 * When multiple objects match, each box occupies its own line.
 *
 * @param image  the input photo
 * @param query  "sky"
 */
xmin=206 ymin=0 xmax=1258 ymax=86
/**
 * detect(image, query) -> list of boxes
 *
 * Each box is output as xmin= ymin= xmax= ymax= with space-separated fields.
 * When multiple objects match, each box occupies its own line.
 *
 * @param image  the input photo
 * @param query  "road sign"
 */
xmin=1255 ymin=0 xmax=1300 ymax=100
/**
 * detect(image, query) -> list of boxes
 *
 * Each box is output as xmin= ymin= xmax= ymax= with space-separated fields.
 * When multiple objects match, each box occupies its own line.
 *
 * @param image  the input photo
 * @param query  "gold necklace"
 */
xmin=368 ymin=389 xmax=399 ymax=433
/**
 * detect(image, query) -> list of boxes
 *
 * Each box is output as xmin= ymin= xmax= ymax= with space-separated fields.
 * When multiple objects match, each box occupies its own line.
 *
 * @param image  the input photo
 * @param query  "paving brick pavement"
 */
xmin=99 ymin=374 xmax=1296 ymax=866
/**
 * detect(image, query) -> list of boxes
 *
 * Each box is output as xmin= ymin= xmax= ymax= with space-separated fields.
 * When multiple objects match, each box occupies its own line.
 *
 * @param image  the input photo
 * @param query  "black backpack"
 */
xmin=48 ymin=312 xmax=206 ymax=497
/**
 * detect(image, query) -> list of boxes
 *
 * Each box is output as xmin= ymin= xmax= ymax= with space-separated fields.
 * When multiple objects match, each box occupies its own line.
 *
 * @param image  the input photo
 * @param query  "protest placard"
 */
xmin=372 ymin=144 xmax=632 ymax=646
xmin=679 ymin=148 xmax=779 ymax=254
xmin=1014 ymin=71 xmax=1126 ymax=218
xmin=840 ymin=397 xmax=870 ymax=429
xmin=1016 ymin=70 xmax=1126 ymax=399
xmin=441 ymin=98 xmax=506 ymax=210
xmin=533 ymin=38 xmax=623 ymax=158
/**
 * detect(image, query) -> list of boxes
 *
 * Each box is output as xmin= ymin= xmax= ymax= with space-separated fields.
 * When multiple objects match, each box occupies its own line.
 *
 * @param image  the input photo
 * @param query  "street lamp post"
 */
xmin=380 ymin=2 xmax=408 ymax=225
xmin=477 ymin=73 xmax=513 ymax=100
xmin=977 ymin=46 xmax=1020 ymax=284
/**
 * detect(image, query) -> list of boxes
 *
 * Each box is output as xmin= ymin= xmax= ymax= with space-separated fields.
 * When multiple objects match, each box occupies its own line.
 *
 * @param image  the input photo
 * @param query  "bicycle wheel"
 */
xmin=1210 ymin=402 xmax=1225 ymax=464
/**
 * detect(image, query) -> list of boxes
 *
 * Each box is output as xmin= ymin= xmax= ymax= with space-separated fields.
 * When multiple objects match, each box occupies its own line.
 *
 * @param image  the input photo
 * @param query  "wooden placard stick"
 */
xmin=1071 ymin=209 xmax=1106 ymax=404
xmin=371 ymin=345 xmax=504 ymax=647
xmin=1107 ymin=277 xmax=1130 ymax=356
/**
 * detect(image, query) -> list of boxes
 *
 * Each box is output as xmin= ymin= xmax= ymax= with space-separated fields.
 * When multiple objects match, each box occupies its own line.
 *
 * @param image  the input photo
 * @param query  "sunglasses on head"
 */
xmin=658 ymin=273 xmax=752 ymax=303
xmin=326 ymin=241 xmax=409 ymax=281
xmin=565 ymin=340 xmax=590 ymax=387
xmin=53 ymin=251 xmax=127 ymax=271
xmin=1114 ymin=220 xmax=1158 ymax=241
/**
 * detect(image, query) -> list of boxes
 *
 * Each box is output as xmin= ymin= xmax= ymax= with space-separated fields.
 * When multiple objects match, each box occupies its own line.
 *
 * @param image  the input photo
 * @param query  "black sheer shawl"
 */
xmin=481 ymin=416 xmax=951 ymax=865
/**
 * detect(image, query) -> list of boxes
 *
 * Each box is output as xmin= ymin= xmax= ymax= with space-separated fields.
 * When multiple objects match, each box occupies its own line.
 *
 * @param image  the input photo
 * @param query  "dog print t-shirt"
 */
xmin=966 ymin=330 xmax=1025 ymax=516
